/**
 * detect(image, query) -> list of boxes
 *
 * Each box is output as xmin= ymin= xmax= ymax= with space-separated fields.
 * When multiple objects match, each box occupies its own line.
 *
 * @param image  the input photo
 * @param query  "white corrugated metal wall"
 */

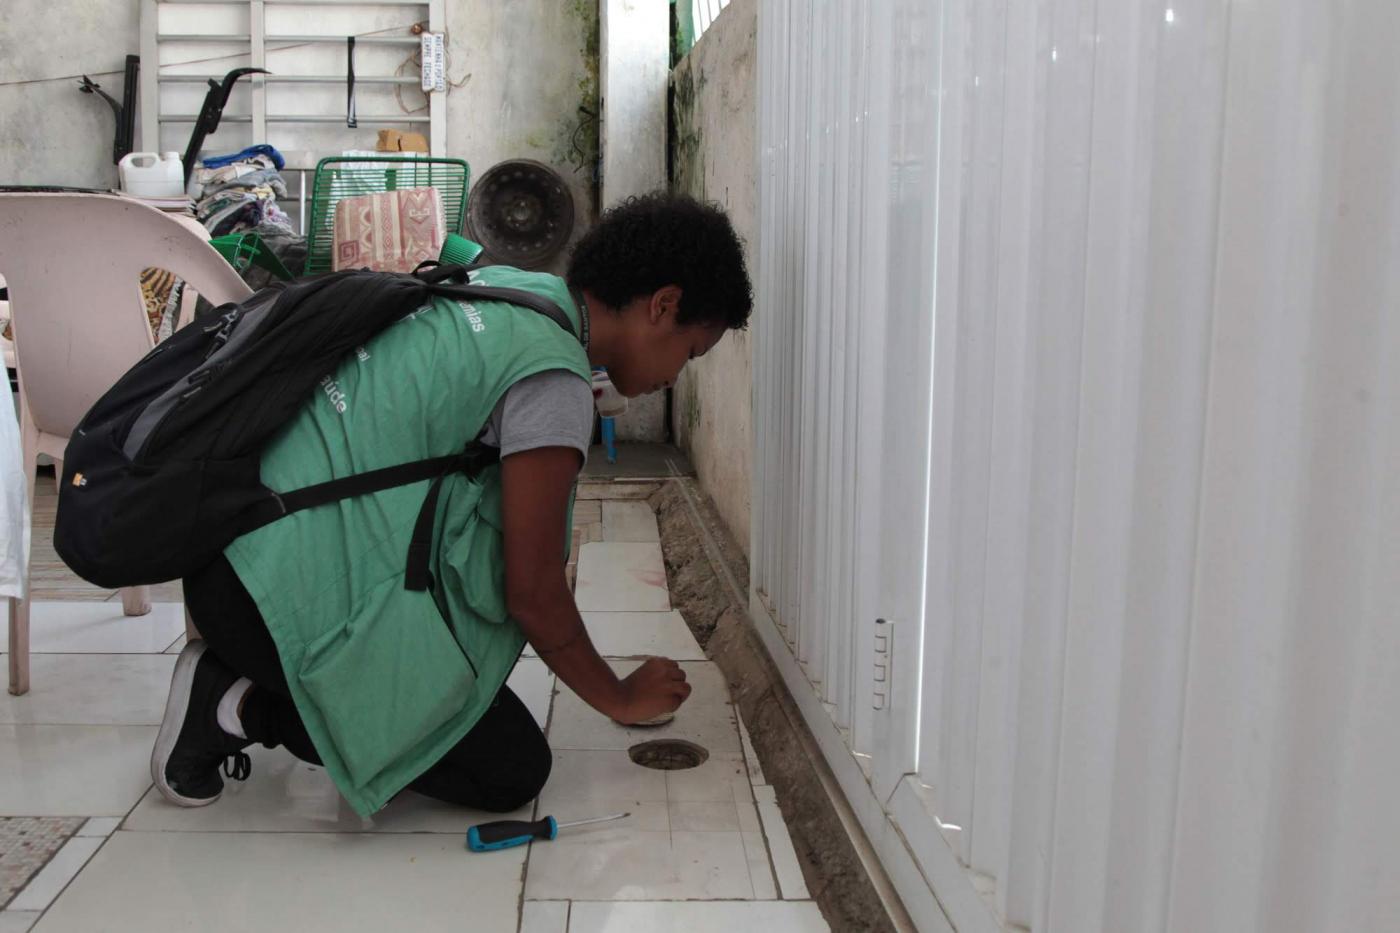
xmin=752 ymin=1 xmax=1400 ymax=931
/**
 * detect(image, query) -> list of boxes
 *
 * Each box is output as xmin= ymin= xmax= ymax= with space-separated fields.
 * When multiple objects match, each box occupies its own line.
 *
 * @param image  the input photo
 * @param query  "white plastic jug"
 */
xmin=118 ymin=152 xmax=185 ymax=198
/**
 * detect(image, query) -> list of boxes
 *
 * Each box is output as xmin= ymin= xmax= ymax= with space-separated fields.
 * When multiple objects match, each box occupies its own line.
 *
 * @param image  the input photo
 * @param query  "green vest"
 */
xmin=225 ymin=267 xmax=590 ymax=816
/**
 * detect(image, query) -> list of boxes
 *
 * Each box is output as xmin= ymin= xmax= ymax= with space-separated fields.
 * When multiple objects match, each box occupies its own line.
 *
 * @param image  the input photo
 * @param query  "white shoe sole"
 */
xmin=150 ymin=639 xmax=222 ymax=807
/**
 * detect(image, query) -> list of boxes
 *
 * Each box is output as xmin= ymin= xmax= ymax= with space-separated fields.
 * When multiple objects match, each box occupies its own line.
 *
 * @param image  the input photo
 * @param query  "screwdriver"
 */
xmin=466 ymin=811 xmax=631 ymax=852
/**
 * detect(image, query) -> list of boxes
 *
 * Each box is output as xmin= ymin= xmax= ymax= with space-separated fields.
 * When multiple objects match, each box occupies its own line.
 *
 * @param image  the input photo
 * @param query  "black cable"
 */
xmin=346 ymin=36 xmax=357 ymax=128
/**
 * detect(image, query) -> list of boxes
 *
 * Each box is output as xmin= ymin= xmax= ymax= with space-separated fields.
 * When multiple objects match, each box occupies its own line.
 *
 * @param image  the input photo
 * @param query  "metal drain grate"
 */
xmin=628 ymin=739 xmax=710 ymax=771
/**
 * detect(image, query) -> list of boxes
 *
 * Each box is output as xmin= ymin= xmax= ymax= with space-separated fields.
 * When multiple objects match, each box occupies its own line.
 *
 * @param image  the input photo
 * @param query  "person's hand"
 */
xmin=612 ymin=657 xmax=691 ymax=724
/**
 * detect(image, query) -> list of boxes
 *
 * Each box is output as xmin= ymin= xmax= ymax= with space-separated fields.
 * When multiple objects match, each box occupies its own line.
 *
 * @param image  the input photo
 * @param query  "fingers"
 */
xmin=661 ymin=681 xmax=691 ymax=712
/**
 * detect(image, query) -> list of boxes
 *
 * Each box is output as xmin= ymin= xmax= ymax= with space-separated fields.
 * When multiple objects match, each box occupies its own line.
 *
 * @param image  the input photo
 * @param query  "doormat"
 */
xmin=1 ymin=817 xmax=85 ymax=908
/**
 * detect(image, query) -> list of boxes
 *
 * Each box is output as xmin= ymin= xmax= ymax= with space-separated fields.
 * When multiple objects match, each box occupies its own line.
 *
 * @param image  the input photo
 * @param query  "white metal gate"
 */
xmin=753 ymin=1 xmax=1400 ymax=931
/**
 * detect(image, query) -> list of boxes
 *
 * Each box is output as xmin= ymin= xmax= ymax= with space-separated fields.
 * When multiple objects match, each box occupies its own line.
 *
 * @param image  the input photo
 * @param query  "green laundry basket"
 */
xmin=209 ymin=231 xmax=293 ymax=281
xmin=304 ymin=155 xmax=471 ymax=275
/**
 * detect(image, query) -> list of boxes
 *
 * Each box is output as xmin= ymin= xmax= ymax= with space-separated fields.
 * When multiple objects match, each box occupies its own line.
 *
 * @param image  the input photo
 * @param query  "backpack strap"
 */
xmin=416 ymin=264 xmax=580 ymax=341
xmin=234 ymin=441 xmax=500 ymax=542
xmin=403 ymin=441 xmax=500 ymax=591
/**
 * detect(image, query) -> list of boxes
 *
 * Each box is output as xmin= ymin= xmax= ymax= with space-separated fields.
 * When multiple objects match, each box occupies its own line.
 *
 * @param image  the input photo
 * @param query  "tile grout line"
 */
xmin=18 ymin=652 xmax=184 ymax=657
xmin=731 ymin=711 xmax=784 ymax=899
xmin=742 ymin=783 xmax=784 ymax=900
xmin=517 ymin=664 xmax=559 ymax=928
xmin=14 ymin=819 xmax=115 ymax=919
xmin=28 ymin=761 xmax=155 ymax=923
xmin=1 ymin=818 xmax=83 ymax=912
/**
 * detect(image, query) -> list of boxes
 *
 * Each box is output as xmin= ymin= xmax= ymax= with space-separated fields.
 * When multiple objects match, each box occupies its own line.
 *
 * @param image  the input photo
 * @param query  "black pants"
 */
xmin=183 ymin=556 xmax=551 ymax=812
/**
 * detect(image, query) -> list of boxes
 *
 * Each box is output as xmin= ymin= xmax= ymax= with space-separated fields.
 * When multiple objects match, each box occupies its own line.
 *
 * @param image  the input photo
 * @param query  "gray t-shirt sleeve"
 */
xmin=479 ymin=368 xmax=594 ymax=462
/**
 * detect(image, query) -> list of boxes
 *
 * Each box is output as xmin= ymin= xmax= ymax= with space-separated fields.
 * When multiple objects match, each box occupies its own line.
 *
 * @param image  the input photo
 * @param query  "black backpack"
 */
xmin=53 ymin=263 xmax=579 ymax=590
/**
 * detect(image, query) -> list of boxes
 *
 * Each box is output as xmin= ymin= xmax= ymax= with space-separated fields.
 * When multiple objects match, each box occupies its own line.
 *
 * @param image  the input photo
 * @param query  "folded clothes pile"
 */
xmin=186 ymin=144 xmax=308 ymax=326
xmin=191 ymin=144 xmax=296 ymax=237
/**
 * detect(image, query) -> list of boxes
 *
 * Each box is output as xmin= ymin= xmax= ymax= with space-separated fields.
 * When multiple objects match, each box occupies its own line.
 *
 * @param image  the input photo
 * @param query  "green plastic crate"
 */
xmin=304 ymin=156 xmax=470 ymax=275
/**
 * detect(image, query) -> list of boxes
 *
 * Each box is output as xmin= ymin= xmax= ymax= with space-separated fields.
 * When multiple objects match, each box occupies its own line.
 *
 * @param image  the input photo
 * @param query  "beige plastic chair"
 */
xmin=0 ymin=193 xmax=252 ymax=695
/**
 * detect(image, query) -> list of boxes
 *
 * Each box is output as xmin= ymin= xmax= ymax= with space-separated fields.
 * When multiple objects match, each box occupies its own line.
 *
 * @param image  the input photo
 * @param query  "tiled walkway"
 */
xmin=1 ymin=481 xmax=827 ymax=932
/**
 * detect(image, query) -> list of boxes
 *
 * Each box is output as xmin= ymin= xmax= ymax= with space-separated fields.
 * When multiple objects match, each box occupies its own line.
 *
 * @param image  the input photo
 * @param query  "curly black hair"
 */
xmin=566 ymin=192 xmax=753 ymax=330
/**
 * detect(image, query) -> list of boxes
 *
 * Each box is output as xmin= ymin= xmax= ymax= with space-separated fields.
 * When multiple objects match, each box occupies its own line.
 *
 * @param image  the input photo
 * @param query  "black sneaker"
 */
xmin=151 ymin=640 xmax=253 ymax=807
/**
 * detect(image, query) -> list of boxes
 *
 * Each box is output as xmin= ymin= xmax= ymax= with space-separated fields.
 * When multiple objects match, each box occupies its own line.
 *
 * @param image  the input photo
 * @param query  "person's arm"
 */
xmin=501 ymin=445 xmax=691 ymax=723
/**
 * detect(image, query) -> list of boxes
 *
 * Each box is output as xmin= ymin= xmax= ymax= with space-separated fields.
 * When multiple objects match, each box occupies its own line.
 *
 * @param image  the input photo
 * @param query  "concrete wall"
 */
xmin=0 ymin=0 xmax=601 ymax=273
xmin=599 ymin=0 xmax=669 ymax=442
xmin=0 ymin=0 xmax=140 ymax=188
xmin=669 ymin=0 xmax=756 ymax=552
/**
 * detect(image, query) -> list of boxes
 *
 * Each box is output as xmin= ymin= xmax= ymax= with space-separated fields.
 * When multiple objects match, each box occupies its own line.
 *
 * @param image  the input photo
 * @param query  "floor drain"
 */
xmin=628 ymin=739 xmax=709 ymax=771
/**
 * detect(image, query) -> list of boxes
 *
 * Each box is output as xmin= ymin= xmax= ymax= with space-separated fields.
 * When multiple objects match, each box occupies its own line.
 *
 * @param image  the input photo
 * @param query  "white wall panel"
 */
xmin=755 ymin=0 xmax=1400 ymax=931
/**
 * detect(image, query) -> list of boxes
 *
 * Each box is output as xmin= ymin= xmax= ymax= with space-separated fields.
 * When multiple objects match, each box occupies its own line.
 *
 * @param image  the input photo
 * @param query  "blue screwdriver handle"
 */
xmin=467 ymin=815 xmax=559 ymax=852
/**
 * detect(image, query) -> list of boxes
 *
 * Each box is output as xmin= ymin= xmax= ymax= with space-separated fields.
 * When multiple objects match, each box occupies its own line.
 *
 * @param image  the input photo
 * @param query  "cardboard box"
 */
xmin=376 ymin=129 xmax=430 ymax=153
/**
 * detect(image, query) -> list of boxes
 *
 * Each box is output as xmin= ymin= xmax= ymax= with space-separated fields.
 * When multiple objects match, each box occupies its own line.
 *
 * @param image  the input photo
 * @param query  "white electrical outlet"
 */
xmin=873 ymin=618 xmax=893 ymax=710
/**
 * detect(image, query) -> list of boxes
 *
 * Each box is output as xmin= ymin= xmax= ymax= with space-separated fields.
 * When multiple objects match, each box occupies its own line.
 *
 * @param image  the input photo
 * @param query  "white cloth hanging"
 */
xmin=0 ymin=361 xmax=29 ymax=599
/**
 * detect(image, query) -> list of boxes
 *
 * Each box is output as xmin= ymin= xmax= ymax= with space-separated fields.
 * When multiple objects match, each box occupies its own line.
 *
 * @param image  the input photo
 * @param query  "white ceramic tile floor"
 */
xmin=7 ymin=837 xmax=103 ymax=912
xmin=509 ymin=658 xmax=556 ymax=728
xmin=0 ymin=911 xmax=40 ymax=933
xmin=525 ymin=826 xmax=755 ymax=901
xmin=664 ymin=751 xmax=752 ymax=802
xmin=0 ymin=724 xmax=156 ymax=816
xmin=124 ymin=743 xmax=533 ymax=834
xmin=757 ymin=790 xmax=811 ymax=899
xmin=566 ymin=900 xmax=828 ymax=932
xmin=601 ymin=501 xmax=661 ymax=542
xmin=24 ymin=602 xmax=187 ymax=655
xmin=0 ymin=654 xmax=175 ymax=725
xmin=520 ymin=900 xmax=570 ymax=933
xmin=744 ymin=831 xmax=781 ymax=899
xmin=75 ymin=818 xmax=119 ymax=838
xmin=582 ymin=611 xmax=704 ymax=660
xmin=33 ymin=831 xmax=526 ymax=933
xmin=548 ymin=652 xmax=744 ymax=756
xmin=523 ymin=611 xmax=705 ymax=661
xmin=548 ymin=660 xmax=741 ymax=755
xmin=538 ymin=750 xmax=761 ymax=834
xmin=538 ymin=751 xmax=670 ymax=832
xmin=529 ymin=750 xmax=769 ymax=902
xmin=3 ymin=500 xmax=821 ymax=928
xmin=574 ymin=543 xmax=671 ymax=612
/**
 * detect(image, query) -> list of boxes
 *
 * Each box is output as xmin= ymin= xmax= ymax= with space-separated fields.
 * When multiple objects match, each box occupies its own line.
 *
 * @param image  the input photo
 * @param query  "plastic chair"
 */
xmin=0 ymin=193 xmax=251 ymax=695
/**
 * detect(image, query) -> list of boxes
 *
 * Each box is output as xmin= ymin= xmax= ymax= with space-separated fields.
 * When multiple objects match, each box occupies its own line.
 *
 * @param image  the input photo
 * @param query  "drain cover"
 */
xmin=465 ymin=159 xmax=575 ymax=269
xmin=628 ymin=739 xmax=709 ymax=771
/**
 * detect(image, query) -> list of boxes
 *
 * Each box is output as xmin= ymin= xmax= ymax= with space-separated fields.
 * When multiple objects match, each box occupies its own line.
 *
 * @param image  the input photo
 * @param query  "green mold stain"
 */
xmin=565 ymin=0 xmax=602 ymax=211
xmin=670 ymin=60 xmax=706 ymax=198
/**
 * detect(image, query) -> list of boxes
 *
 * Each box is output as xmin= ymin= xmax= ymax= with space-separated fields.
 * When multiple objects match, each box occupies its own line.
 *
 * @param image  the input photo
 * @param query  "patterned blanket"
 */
xmin=332 ymin=188 xmax=445 ymax=273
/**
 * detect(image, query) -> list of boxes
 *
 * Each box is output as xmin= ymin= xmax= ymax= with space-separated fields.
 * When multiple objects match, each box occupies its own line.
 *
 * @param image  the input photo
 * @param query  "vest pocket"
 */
xmin=298 ymin=592 xmax=475 ymax=789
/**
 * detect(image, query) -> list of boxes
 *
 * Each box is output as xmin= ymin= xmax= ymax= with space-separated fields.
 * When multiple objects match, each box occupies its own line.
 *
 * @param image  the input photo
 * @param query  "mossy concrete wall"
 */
xmin=669 ymin=0 xmax=756 ymax=553
xmin=445 ymin=0 xmax=601 ymax=274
